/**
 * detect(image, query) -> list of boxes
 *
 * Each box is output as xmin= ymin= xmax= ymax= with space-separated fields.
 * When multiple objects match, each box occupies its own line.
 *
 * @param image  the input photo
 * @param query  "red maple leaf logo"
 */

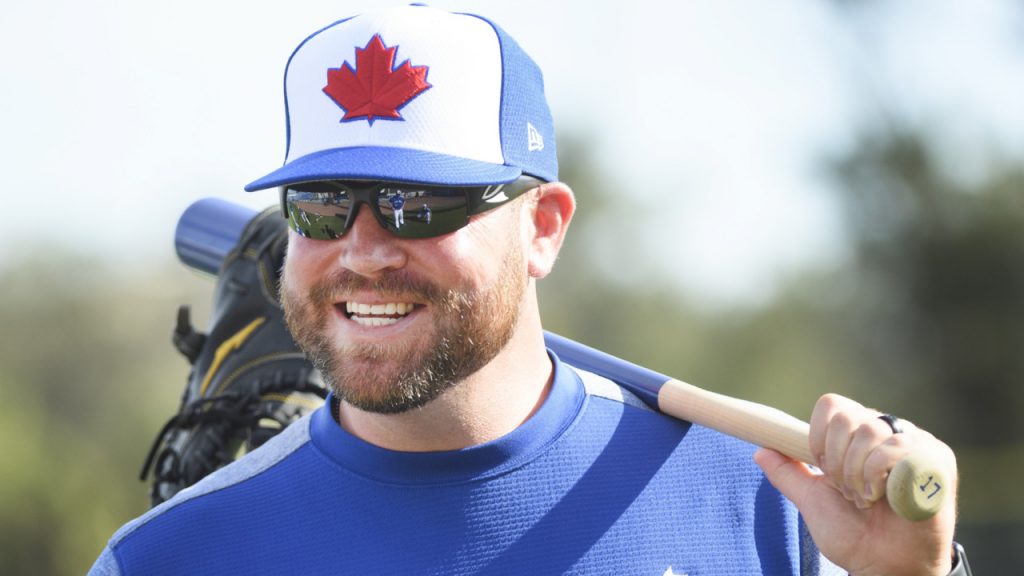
xmin=323 ymin=34 xmax=432 ymax=125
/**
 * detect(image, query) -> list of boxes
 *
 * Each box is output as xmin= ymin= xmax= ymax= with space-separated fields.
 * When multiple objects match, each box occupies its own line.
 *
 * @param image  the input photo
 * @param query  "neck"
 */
xmin=335 ymin=307 xmax=553 ymax=452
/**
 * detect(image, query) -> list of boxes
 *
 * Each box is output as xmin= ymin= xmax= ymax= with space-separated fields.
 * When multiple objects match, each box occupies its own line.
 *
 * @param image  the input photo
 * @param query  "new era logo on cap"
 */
xmin=245 ymin=5 xmax=558 ymax=191
xmin=527 ymin=122 xmax=544 ymax=152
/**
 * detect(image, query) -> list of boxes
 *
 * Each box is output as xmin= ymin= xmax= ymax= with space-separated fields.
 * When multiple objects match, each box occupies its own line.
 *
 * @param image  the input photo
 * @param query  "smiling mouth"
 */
xmin=344 ymin=301 xmax=416 ymax=327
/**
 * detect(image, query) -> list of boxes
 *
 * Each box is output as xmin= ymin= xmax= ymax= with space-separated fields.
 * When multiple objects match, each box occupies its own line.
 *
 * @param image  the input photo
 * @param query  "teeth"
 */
xmin=345 ymin=301 xmax=414 ymax=325
xmin=352 ymin=316 xmax=399 ymax=327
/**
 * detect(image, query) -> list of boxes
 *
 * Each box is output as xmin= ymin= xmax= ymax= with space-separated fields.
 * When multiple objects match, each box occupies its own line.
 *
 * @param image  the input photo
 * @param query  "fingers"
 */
xmin=809 ymin=393 xmax=913 ymax=509
xmin=753 ymin=447 xmax=816 ymax=502
xmin=860 ymin=432 xmax=911 ymax=505
xmin=753 ymin=448 xmax=832 ymax=516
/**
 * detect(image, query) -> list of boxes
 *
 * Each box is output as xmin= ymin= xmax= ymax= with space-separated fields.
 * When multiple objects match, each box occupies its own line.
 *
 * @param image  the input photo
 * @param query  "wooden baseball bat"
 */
xmin=543 ymin=332 xmax=947 ymax=521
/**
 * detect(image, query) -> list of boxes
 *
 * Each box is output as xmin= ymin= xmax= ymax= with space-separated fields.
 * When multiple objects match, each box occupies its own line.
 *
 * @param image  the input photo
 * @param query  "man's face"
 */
xmin=280 ymin=196 xmax=529 ymax=414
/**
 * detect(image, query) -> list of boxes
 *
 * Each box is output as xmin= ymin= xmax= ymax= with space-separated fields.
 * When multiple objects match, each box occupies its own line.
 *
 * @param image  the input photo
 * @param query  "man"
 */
xmin=91 ymin=5 xmax=966 ymax=575
xmin=387 ymin=192 xmax=406 ymax=229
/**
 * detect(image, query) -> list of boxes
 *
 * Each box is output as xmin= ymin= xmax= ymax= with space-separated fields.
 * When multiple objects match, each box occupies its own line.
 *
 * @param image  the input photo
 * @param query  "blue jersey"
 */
xmin=91 ymin=353 xmax=840 ymax=575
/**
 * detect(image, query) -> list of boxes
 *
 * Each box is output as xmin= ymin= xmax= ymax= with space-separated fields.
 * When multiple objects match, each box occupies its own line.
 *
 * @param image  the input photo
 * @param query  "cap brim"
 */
xmin=244 ymin=147 xmax=522 ymax=191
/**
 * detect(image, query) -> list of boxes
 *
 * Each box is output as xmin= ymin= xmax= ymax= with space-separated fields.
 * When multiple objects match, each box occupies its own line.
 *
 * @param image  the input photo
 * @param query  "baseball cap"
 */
xmin=245 ymin=4 xmax=558 ymax=191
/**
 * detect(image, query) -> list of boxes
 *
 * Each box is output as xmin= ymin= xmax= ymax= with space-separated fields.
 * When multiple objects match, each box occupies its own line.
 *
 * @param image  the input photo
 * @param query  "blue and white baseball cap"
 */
xmin=245 ymin=4 xmax=557 ymax=191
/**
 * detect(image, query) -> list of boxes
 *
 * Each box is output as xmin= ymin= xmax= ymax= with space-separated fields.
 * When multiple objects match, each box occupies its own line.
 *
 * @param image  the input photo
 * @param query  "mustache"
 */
xmin=304 ymin=268 xmax=447 ymax=306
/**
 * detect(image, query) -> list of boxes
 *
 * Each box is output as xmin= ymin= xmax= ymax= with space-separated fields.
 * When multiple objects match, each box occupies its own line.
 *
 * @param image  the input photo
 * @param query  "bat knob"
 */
xmin=885 ymin=453 xmax=947 ymax=521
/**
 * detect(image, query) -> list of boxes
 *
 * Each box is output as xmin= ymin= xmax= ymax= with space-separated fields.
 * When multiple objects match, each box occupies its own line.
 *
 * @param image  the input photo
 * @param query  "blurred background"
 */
xmin=2 ymin=0 xmax=1022 ymax=573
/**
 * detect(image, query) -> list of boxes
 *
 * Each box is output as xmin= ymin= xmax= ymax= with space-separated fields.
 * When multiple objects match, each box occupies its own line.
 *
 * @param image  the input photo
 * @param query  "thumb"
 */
xmin=753 ymin=447 xmax=818 ymax=508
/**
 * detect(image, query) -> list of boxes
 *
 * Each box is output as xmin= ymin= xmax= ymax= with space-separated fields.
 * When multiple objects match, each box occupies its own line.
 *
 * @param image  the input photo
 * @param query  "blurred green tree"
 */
xmin=828 ymin=129 xmax=1024 ymax=445
xmin=822 ymin=128 xmax=1024 ymax=570
xmin=0 ymin=252 xmax=208 ymax=575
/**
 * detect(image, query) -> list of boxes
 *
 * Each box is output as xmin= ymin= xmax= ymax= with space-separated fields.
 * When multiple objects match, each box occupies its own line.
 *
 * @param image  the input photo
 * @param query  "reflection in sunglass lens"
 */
xmin=283 ymin=178 xmax=540 ymax=240
xmin=374 ymin=187 xmax=471 ymax=237
xmin=285 ymin=189 xmax=354 ymax=240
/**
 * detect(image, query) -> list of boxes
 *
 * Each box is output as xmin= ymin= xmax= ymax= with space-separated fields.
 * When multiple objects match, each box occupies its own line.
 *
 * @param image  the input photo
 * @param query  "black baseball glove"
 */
xmin=140 ymin=207 xmax=326 ymax=506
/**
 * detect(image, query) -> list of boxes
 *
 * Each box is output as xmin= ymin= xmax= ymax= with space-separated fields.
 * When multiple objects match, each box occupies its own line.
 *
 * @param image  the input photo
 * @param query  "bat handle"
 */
xmin=657 ymin=378 xmax=947 ymax=521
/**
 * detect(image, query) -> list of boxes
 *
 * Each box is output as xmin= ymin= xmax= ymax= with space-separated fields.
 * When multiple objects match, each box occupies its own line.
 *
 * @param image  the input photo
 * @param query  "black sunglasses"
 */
xmin=280 ymin=177 xmax=543 ymax=240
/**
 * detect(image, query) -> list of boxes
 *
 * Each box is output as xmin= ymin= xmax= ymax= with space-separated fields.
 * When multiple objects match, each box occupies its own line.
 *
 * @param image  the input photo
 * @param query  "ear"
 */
xmin=525 ymin=181 xmax=575 ymax=278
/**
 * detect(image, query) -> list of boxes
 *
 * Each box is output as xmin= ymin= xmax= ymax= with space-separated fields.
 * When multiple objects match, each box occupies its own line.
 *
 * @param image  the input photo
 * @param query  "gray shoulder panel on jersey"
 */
xmin=106 ymin=412 xmax=315 ymax=548
xmin=87 ymin=547 xmax=120 ymax=576
xmin=567 ymin=364 xmax=653 ymax=412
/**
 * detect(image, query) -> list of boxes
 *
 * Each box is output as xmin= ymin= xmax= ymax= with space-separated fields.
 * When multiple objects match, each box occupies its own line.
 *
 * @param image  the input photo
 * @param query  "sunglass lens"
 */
xmin=286 ymin=191 xmax=351 ymax=240
xmin=376 ymin=187 xmax=470 ymax=238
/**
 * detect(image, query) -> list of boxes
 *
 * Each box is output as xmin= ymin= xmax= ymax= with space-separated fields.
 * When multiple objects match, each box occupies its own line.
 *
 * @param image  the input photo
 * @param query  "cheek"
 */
xmin=450 ymin=214 xmax=528 ymax=284
xmin=283 ymin=233 xmax=330 ymax=290
xmin=435 ymin=218 xmax=519 ymax=285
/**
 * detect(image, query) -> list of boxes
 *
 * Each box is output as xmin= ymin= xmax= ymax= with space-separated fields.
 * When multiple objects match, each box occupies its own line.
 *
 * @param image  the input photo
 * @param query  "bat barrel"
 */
xmin=175 ymin=198 xmax=258 ymax=275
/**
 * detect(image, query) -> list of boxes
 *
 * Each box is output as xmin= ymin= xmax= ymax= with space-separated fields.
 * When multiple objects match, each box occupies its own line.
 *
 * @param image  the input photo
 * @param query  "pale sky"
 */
xmin=3 ymin=0 xmax=1022 ymax=304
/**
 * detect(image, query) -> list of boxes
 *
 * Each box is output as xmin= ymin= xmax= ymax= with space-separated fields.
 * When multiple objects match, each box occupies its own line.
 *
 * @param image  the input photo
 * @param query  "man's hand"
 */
xmin=754 ymin=393 xmax=958 ymax=576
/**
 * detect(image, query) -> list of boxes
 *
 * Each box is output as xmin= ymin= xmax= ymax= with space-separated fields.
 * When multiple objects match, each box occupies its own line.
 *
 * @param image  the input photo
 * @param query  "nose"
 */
xmin=337 ymin=204 xmax=407 ymax=277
